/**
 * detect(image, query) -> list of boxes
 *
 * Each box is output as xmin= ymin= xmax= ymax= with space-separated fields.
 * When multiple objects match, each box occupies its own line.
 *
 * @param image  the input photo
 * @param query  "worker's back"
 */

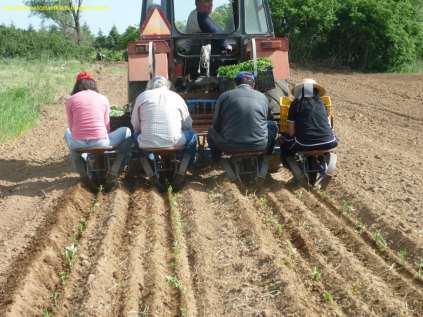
xmin=214 ymin=85 xmax=269 ymax=149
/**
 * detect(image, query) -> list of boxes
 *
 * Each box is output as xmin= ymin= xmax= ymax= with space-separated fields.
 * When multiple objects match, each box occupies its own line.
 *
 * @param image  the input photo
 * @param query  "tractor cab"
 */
xmin=128 ymin=0 xmax=289 ymax=105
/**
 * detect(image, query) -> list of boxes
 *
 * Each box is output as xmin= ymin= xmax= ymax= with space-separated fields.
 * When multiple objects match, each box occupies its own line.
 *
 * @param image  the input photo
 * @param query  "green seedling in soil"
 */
xmin=58 ymin=271 xmax=68 ymax=285
xmin=356 ymin=218 xmax=365 ymax=234
xmin=398 ymin=249 xmax=409 ymax=266
xmin=341 ymin=200 xmax=356 ymax=215
xmin=64 ymin=243 xmax=78 ymax=269
xmin=275 ymin=223 xmax=284 ymax=235
xmin=78 ymin=218 xmax=87 ymax=236
xmin=50 ymin=291 xmax=60 ymax=308
xmin=418 ymin=257 xmax=423 ymax=277
xmin=68 ymin=234 xmax=78 ymax=244
xmin=311 ymin=266 xmax=321 ymax=282
xmin=372 ymin=230 xmax=388 ymax=250
xmin=295 ymin=190 xmax=304 ymax=201
xmin=89 ymin=202 xmax=100 ymax=214
xmin=42 ymin=308 xmax=53 ymax=317
xmin=180 ymin=307 xmax=188 ymax=317
xmin=166 ymin=275 xmax=183 ymax=290
xmin=323 ymin=291 xmax=333 ymax=304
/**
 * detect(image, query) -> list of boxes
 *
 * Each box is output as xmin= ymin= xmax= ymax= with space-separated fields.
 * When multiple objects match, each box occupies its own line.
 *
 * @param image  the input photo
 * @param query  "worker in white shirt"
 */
xmin=131 ymin=75 xmax=197 ymax=155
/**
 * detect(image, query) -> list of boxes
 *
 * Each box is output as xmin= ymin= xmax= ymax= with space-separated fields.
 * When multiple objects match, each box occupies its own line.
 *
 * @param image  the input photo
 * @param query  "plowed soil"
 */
xmin=0 ymin=63 xmax=422 ymax=316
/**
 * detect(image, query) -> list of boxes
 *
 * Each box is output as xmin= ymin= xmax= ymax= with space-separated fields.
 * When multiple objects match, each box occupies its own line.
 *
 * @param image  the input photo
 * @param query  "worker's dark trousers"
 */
xmin=279 ymin=133 xmax=338 ymax=160
xmin=208 ymin=121 xmax=278 ymax=161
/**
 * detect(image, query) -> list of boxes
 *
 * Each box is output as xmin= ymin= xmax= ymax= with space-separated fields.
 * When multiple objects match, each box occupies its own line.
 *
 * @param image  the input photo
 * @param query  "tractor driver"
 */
xmin=207 ymin=71 xmax=278 ymax=161
xmin=279 ymin=79 xmax=338 ymax=164
xmin=186 ymin=0 xmax=232 ymax=51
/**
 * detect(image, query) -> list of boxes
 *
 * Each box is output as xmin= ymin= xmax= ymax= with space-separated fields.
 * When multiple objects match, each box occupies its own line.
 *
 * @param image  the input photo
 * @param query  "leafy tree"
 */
xmin=211 ymin=3 xmax=234 ymax=32
xmin=105 ymin=25 xmax=120 ymax=50
xmin=25 ymin=0 xmax=84 ymax=43
xmin=269 ymin=0 xmax=340 ymax=62
xmin=118 ymin=25 xmax=139 ymax=50
xmin=269 ymin=0 xmax=423 ymax=70
xmin=327 ymin=0 xmax=421 ymax=71
xmin=94 ymin=30 xmax=107 ymax=49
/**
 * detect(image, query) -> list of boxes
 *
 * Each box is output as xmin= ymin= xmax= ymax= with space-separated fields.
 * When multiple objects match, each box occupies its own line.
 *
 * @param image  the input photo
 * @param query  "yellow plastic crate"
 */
xmin=279 ymin=95 xmax=334 ymax=132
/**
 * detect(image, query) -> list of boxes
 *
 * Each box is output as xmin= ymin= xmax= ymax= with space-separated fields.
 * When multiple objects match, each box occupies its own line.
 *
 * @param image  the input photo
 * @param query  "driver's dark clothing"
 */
xmin=207 ymin=85 xmax=277 ymax=159
xmin=198 ymin=12 xmax=222 ymax=33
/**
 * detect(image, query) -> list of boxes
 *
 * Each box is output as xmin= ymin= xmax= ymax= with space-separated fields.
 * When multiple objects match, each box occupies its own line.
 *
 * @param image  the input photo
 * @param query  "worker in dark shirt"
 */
xmin=280 ymin=78 xmax=338 ymax=162
xmin=186 ymin=0 xmax=232 ymax=51
xmin=207 ymin=71 xmax=278 ymax=161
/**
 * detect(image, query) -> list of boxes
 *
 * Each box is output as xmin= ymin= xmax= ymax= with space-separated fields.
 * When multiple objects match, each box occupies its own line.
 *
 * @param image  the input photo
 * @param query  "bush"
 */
xmin=269 ymin=0 xmax=423 ymax=71
xmin=326 ymin=0 xmax=421 ymax=71
xmin=0 ymin=26 xmax=92 ymax=60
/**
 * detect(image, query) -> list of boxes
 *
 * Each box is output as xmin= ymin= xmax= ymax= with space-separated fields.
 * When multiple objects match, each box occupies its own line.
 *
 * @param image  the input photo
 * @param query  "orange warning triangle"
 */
xmin=141 ymin=8 xmax=171 ymax=37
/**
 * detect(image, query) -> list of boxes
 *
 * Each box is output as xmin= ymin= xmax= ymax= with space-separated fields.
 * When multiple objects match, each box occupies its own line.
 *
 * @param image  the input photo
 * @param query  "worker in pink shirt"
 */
xmin=64 ymin=71 xmax=131 ymax=176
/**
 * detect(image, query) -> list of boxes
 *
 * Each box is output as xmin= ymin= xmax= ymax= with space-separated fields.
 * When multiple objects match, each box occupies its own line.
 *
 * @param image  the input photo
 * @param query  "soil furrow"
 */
xmin=267 ymin=186 xmax=423 ymax=316
xmin=75 ymin=187 xmax=131 ymax=317
xmin=179 ymin=180 xmax=333 ymax=316
xmin=118 ymin=187 xmax=148 ymax=317
xmin=169 ymin=188 xmax=198 ymax=317
xmin=136 ymin=187 xmax=180 ymax=317
xmin=1 ymin=185 xmax=94 ymax=317
xmin=55 ymin=192 xmax=112 ymax=317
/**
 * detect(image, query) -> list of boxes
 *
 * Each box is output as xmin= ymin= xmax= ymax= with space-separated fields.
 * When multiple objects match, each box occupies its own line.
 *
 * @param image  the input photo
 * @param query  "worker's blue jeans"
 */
xmin=64 ymin=127 xmax=132 ymax=176
xmin=134 ymin=129 xmax=197 ymax=161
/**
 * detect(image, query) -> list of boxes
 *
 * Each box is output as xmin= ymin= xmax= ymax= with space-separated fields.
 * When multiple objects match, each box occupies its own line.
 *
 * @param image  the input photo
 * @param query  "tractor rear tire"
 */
xmin=266 ymin=80 xmax=289 ymax=115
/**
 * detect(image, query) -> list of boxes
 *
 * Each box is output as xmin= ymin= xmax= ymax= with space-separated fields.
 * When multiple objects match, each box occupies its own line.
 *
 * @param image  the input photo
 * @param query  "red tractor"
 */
xmin=127 ymin=0 xmax=290 ymax=185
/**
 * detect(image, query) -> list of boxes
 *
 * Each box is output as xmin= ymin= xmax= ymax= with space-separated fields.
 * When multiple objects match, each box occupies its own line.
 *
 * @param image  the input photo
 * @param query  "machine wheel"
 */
xmin=285 ymin=156 xmax=306 ymax=185
xmin=306 ymin=156 xmax=319 ymax=187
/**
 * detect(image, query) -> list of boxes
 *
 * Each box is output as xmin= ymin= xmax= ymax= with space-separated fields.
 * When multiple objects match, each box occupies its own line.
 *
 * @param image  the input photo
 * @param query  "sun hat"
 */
xmin=292 ymin=78 xmax=326 ymax=98
xmin=76 ymin=71 xmax=94 ymax=82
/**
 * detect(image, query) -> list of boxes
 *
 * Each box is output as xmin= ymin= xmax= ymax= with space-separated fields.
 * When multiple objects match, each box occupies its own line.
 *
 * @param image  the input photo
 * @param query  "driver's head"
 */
xmin=235 ymin=71 xmax=255 ymax=88
xmin=195 ymin=0 xmax=213 ymax=15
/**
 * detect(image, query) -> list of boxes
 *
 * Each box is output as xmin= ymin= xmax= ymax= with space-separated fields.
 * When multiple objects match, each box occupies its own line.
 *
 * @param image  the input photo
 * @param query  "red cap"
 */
xmin=76 ymin=71 xmax=94 ymax=81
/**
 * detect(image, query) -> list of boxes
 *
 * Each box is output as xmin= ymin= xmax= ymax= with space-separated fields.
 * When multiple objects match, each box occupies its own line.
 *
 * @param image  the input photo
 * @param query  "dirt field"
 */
xmin=0 ymin=64 xmax=422 ymax=316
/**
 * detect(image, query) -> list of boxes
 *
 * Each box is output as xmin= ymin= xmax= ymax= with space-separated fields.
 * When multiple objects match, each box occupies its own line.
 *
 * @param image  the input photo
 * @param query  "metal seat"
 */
xmin=141 ymin=146 xmax=183 ymax=154
xmin=222 ymin=149 xmax=266 ymax=157
xmin=299 ymin=149 xmax=334 ymax=156
xmin=75 ymin=146 xmax=115 ymax=154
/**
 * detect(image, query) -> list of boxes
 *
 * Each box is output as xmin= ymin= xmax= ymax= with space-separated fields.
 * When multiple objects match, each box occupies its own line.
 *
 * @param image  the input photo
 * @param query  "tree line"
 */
xmin=269 ymin=0 xmax=423 ymax=71
xmin=0 ymin=23 xmax=138 ymax=61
